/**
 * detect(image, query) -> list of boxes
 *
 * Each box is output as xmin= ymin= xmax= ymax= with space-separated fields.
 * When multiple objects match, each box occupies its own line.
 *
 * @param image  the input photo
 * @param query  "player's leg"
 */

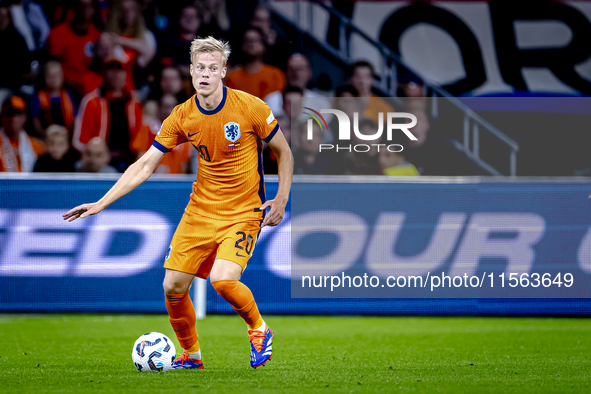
xmin=210 ymin=259 xmax=272 ymax=368
xmin=163 ymin=214 xmax=216 ymax=369
xmin=209 ymin=259 xmax=265 ymax=332
xmin=162 ymin=269 xmax=204 ymax=369
xmin=208 ymin=221 xmax=272 ymax=368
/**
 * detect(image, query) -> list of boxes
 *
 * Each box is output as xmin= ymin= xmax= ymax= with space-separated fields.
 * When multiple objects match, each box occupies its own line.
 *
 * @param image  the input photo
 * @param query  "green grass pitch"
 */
xmin=0 ymin=315 xmax=590 ymax=393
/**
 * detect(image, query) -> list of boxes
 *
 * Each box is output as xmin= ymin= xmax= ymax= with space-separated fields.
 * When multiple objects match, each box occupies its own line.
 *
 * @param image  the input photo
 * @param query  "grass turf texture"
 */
xmin=0 ymin=315 xmax=590 ymax=393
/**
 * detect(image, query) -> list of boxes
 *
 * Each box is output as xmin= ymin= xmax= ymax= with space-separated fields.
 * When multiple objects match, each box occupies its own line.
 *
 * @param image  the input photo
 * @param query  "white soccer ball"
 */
xmin=131 ymin=332 xmax=177 ymax=372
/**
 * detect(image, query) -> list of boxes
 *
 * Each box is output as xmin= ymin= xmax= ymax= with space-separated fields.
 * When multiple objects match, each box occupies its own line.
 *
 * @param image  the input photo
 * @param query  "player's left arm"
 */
xmin=260 ymin=129 xmax=293 ymax=228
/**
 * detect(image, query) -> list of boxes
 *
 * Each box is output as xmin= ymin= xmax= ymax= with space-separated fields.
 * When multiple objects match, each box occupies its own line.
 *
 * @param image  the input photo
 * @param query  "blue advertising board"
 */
xmin=1 ymin=175 xmax=590 ymax=315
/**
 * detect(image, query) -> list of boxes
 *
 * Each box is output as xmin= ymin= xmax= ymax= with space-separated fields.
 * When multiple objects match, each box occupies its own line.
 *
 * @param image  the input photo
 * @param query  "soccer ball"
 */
xmin=131 ymin=332 xmax=176 ymax=372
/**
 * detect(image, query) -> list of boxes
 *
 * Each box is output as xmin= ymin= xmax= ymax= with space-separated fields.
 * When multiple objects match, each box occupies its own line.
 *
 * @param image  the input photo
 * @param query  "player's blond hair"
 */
xmin=190 ymin=36 xmax=231 ymax=67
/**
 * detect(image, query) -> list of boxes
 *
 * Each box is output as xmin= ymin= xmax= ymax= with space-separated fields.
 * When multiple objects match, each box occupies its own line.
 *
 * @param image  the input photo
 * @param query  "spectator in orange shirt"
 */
xmin=46 ymin=0 xmax=102 ymax=93
xmin=145 ymin=93 xmax=191 ymax=174
xmin=0 ymin=96 xmax=45 ymax=172
xmin=224 ymin=27 xmax=285 ymax=100
xmin=349 ymin=60 xmax=394 ymax=125
xmin=30 ymin=61 xmax=76 ymax=138
xmin=73 ymin=59 xmax=150 ymax=172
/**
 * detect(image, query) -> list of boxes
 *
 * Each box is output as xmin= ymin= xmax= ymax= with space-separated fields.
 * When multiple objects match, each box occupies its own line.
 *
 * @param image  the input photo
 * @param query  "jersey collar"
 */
xmin=195 ymin=86 xmax=227 ymax=115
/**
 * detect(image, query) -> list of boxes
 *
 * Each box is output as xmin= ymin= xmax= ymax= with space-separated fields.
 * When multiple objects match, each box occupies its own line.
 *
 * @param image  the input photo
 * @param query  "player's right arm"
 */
xmin=64 ymin=103 xmax=186 ymax=221
xmin=62 ymin=146 xmax=165 ymax=222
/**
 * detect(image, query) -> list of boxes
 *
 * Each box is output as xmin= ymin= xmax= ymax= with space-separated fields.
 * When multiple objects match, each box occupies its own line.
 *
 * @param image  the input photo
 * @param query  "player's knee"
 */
xmin=209 ymin=271 xmax=226 ymax=283
xmin=209 ymin=260 xmax=243 ymax=282
xmin=163 ymin=278 xmax=189 ymax=294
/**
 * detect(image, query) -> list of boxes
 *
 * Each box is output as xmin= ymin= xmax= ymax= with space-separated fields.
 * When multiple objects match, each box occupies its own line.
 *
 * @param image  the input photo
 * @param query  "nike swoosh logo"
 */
xmin=188 ymin=132 xmax=200 ymax=137
xmin=236 ymin=252 xmax=247 ymax=258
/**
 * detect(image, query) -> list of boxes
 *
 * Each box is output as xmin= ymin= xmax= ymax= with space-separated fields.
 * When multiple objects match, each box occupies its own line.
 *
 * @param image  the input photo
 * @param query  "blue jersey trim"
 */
xmin=195 ymin=86 xmax=227 ymax=115
xmin=256 ymin=136 xmax=266 ymax=218
xmin=263 ymin=124 xmax=280 ymax=143
xmin=152 ymin=140 xmax=172 ymax=153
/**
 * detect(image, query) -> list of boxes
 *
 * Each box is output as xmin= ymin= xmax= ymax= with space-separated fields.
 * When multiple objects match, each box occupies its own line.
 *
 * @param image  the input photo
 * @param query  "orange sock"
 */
xmin=165 ymin=292 xmax=199 ymax=351
xmin=211 ymin=279 xmax=263 ymax=329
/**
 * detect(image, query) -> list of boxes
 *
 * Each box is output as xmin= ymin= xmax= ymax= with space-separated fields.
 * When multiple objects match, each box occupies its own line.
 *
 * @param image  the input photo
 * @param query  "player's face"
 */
xmin=190 ymin=52 xmax=227 ymax=97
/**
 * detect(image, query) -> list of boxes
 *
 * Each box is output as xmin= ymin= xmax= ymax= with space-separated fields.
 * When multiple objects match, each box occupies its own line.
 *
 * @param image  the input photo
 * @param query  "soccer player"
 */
xmin=63 ymin=37 xmax=293 ymax=369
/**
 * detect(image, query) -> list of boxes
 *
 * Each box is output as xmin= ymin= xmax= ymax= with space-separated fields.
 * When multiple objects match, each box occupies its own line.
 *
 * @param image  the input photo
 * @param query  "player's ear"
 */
xmin=221 ymin=67 xmax=227 ymax=79
xmin=189 ymin=64 xmax=194 ymax=76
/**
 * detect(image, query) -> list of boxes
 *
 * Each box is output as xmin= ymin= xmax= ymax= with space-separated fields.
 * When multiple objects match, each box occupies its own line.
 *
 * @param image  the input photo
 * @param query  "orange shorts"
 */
xmin=164 ymin=212 xmax=261 ymax=279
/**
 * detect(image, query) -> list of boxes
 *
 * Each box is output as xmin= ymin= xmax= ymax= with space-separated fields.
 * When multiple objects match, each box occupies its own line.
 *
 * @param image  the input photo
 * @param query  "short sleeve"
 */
xmin=153 ymin=105 xmax=187 ymax=153
xmin=251 ymin=97 xmax=280 ymax=143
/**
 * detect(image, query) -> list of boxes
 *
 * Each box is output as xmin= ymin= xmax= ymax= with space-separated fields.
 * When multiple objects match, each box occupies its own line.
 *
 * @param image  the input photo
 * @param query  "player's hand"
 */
xmin=260 ymin=199 xmax=286 ymax=228
xmin=62 ymin=202 xmax=105 ymax=222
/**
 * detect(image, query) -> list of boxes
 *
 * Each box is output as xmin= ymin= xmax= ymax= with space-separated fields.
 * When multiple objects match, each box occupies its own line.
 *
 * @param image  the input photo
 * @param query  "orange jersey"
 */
xmin=153 ymin=86 xmax=280 ymax=221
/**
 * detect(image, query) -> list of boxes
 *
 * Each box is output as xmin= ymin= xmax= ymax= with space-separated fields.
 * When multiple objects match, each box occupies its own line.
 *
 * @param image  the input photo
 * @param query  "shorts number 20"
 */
xmin=235 ymin=231 xmax=254 ymax=255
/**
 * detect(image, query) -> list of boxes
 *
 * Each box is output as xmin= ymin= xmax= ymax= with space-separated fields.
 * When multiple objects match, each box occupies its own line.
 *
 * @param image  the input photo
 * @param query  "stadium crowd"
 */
xmin=0 ymin=0 xmax=427 ymax=176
